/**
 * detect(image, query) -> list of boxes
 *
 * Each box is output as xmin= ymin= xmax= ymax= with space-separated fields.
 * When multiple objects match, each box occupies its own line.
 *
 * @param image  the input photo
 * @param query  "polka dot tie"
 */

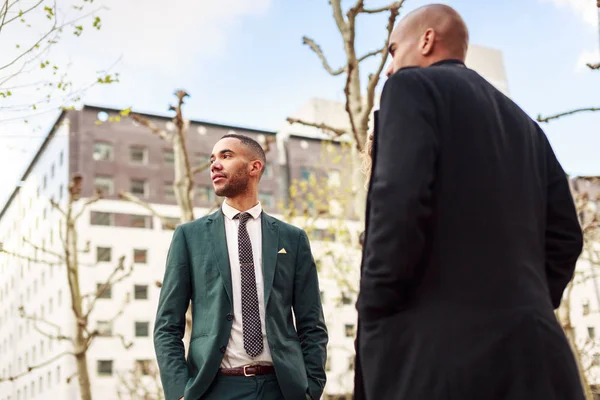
xmin=234 ymin=212 xmax=263 ymax=358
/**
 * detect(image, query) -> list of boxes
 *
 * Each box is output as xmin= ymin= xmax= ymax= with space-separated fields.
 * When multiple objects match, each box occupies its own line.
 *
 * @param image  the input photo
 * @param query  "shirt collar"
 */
xmin=222 ymin=200 xmax=262 ymax=221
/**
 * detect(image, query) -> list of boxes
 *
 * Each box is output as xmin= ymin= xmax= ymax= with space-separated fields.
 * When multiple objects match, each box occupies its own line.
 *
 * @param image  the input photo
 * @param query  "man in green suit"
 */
xmin=154 ymin=134 xmax=328 ymax=400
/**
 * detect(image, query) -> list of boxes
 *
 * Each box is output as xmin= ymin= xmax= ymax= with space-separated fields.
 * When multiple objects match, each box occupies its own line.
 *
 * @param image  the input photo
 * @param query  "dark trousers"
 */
xmin=201 ymin=373 xmax=284 ymax=400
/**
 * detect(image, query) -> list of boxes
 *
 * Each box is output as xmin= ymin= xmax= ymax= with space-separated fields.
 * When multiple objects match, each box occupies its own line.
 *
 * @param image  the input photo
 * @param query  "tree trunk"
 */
xmin=75 ymin=333 xmax=93 ymax=400
xmin=65 ymin=204 xmax=94 ymax=400
xmin=172 ymin=122 xmax=195 ymax=224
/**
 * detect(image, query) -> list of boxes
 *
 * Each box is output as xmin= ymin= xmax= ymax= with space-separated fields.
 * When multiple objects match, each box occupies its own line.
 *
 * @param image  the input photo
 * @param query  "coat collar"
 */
xmin=206 ymin=209 xmax=280 ymax=307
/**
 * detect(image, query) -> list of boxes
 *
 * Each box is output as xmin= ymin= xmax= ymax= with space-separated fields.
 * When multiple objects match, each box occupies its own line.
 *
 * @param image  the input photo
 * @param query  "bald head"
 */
xmin=386 ymin=4 xmax=469 ymax=76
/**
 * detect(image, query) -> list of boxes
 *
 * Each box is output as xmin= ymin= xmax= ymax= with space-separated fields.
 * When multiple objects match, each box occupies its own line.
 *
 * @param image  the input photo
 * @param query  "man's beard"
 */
xmin=214 ymin=169 xmax=250 ymax=198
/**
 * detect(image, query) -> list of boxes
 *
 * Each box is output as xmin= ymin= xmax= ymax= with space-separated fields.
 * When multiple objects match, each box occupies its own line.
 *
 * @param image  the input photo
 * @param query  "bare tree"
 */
xmin=0 ymin=0 xmax=118 ymax=124
xmin=280 ymin=140 xmax=360 ymax=398
xmin=286 ymin=1 xmax=404 ymax=224
xmin=0 ymin=175 xmax=134 ymax=400
xmin=116 ymin=360 xmax=164 ymax=400
xmin=553 ymin=177 xmax=600 ymax=400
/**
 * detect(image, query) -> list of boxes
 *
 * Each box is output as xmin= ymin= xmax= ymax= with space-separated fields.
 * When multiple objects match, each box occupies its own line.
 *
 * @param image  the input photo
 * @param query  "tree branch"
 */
xmin=18 ymin=306 xmax=74 ymax=343
xmin=587 ymin=62 xmax=600 ymax=70
xmin=0 ymin=248 xmax=62 ymax=266
xmin=23 ymin=236 xmax=64 ymax=260
xmin=0 ymin=0 xmax=10 ymax=34
xmin=192 ymin=160 xmax=211 ymax=175
xmin=49 ymin=198 xmax=67 ymax=218
xmin=330 ymin=0 xmax=348 ymax=34
xmin=114 ymin=332 xmax=134 ymax=350
xmin=73 ymin=191 xmax=103 ymax=221
xmin=1 ymin=4 xmax=108 ymax=72
xmin=130 ymin=113 xmax=171 ymax=141
xmin=537 ymin=107 xmax=600 ymax=123
xmin=1 ymin=0 xmax=43 ymax=31
xmin=358 ymin=47 xmax=386 ymax=63
xmin=302 ymin=37 xmax=345 ymax=76
xmin=360 ymin=1 xmax=404 ymax=14
xmin=118 ymin=191 xmax=175 ymax=229
xmin=359 ymin=6 xmax=401 ymax=140
xmin=84 ymin=256 xmax=132 ymax=318
xmin=0 ymin=351 xmax=72 ymax=382
xmin=286 ymin=117 xmax=347 ymax=136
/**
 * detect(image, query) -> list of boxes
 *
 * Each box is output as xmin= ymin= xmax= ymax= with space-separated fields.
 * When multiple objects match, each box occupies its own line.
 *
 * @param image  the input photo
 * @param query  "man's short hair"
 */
xmin=221 ymin=133 xmax=267 ymax=175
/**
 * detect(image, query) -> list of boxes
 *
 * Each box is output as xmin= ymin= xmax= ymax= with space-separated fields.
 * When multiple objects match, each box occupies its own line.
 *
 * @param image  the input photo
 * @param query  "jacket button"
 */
xmin=220 ymin=346 xmax=226 ymax=353
xmin=226 ymin=314 xmax=233 ymax=321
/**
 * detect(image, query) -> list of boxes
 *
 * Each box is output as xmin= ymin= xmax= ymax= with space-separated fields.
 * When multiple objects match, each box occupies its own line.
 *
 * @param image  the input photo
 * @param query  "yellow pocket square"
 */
xmin=278 ymin=248 xmax=287 ymax=254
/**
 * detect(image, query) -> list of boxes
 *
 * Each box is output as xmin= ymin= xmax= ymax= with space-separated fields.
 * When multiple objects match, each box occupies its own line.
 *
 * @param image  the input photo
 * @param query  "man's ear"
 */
xmin=420 ymin=28 xmax=436 ymax=56
xmin=249 ymin=160 xmax=263 ymax=177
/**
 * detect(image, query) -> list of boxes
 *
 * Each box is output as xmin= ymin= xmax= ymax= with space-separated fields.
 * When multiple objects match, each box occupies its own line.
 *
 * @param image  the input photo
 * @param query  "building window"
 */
xmin=134 ymin=285 xmax=148 ymax=300
xmin=164 ymin=183 xmax=175 ymax=200
xmin=97 ymin=360 xmax=113 ymax=376
xmin=59 ymin=184 xmax=63 ymax=201
xmin=129 ymin=146 xmax=147 ymax=164
xmin=90 ymin=212 xmax=114 ymax=226
xmin=130 ymin=179 xmax=147 ymax=197
xmin=50 ymin=163 xmax=55 ymax=179
xmin=96 ymin=247 xmax=112 ymax=262
xmin=329 ymin=199 xmax=342 ymax=217
xmin=43 ymin=175 xmax=47 ymax=189
xmin=196 ymin=185 xmax=215 ymax=203
xmin=328 ymin=170 xmax=341 ymax=187
xmin=59 ymin=151 xmax=64 ymax=166
xmin=129 ymin=215 xmax=152 ymax=229
xmin=583 ymin=300 xmax=591 ymax=316
xmin=96 ymin=283 xmax=111 ymax=299
xmin=588 ymin=326 xmax=596 ymax=340
xmin=135 ymin=359 xmax=153 ymax=375
xmin=341 ymin=292 xmax=352 ymax=305
xmin=344 ymin=324 xmax=356 ymax=337
xmin=93 ymin=142 xmax=113 ymax=161
xmin=135 ymin=322 xmax=149 ymax=337
xmin=259 ymin=192 xmax=274 ymax=208
xmin=94 ymin=176 xmax=114 ymax=195
xmin=133 ymin=249 xmax=147 ymax=264
xmin=164 ymin=149 xmax=175 ymax=165
xmin=300 ymin=167 xmax=314 ymax=181
xmin=96 ymin=321 xmax=112 ymax=337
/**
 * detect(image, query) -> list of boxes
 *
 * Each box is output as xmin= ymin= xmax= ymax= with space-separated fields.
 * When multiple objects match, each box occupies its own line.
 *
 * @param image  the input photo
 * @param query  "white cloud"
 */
xmin=539 ymin=0 xmax=598 ymax=27
xmin=574 ymin=48 xmax=600 ymax=72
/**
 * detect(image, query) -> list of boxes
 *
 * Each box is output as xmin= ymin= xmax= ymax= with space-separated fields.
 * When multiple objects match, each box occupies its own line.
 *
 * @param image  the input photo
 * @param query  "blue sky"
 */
xmin=0 ymin=0 xmax=599 ymax=205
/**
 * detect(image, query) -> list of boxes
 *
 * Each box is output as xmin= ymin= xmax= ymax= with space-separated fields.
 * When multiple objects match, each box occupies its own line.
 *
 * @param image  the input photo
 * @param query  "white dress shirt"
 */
xmin=220 ymin=200 xmax=273 ymax=368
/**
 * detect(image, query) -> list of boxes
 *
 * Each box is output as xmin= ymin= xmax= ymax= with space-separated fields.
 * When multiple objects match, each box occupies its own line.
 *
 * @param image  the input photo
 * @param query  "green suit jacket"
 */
xmin=154 ymin=209 xmax=328 ymax=400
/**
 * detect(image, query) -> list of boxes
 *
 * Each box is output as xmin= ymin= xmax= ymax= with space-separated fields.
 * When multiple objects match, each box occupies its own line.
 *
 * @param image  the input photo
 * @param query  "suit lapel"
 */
xmin=207 ymin=210 xmax=232 ymax=305
xmin=261 ymin=212 xmax=279 ymax=306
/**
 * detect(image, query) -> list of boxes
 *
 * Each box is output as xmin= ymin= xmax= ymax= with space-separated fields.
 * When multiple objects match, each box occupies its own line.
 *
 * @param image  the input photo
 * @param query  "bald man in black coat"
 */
xmin=355 ymin=4 xmax=585 ymax=400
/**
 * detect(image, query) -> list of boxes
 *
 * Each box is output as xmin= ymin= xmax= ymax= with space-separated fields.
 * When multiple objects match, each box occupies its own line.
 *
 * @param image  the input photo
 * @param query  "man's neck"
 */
xmin=225 ymin=195 xmax=259 ymax=213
